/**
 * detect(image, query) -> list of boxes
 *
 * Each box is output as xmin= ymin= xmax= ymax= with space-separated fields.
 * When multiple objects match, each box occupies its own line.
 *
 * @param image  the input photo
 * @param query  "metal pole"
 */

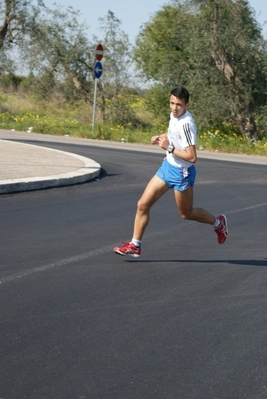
xmin=92 ymin=77 xmax=98 ymax=131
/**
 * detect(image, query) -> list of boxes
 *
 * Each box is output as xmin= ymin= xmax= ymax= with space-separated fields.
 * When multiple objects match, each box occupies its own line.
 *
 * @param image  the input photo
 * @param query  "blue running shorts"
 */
xmin=156 ymin=158 xmax=196 ymax=191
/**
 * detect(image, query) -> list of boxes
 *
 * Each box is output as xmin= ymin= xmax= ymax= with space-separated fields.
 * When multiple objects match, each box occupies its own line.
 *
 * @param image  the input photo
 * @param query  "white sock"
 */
xmin=131 ymin=238 xmax=141 ymax=248
xmin=214 ymin=217 xmax=220 ymax=228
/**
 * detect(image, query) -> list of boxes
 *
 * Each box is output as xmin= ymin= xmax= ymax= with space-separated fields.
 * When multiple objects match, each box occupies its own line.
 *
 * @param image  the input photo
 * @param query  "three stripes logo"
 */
xmin=183 ymin=123 xmax=193 ymax=146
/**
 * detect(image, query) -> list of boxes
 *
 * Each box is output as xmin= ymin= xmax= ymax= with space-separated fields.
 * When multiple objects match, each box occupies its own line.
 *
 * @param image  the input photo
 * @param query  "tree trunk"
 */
xmin=210 ymin=5 xmax=259 ymax=141
xmin=236 ymin=114 xmax=258 ymax=140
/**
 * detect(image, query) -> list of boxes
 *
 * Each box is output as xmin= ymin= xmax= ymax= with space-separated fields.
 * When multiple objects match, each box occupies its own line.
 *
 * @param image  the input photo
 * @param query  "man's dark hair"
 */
xmin=170 ymin=87 xmax=190 ymax=104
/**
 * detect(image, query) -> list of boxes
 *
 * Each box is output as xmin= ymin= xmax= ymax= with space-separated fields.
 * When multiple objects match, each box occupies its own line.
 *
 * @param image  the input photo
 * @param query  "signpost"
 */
xmin=95 ymin=44 xmax=104 ymax=61
xmin=94 ymin=61 xmax=103 ymax=79
xmin=92 ymin=44 xmax=104 ymax=130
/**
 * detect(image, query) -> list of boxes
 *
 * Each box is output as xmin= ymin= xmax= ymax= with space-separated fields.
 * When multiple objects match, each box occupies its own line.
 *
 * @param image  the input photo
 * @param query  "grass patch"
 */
xmin=198 ymin=130 xmax=267 ymax=156
xmin=0 ymin=93 xmax=267 ymax=156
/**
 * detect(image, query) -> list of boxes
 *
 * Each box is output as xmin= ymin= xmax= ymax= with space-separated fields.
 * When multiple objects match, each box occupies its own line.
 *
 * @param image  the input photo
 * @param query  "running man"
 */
xmin=114 ymin=86 xmax=228 ymax=257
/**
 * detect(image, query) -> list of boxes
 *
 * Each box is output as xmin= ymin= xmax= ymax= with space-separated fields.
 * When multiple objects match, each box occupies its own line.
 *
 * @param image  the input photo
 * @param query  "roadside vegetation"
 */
xmin=0 ymin=0 xmax=267 ymax=156
xmin=1 ymin=92 xmax=267 ymax=156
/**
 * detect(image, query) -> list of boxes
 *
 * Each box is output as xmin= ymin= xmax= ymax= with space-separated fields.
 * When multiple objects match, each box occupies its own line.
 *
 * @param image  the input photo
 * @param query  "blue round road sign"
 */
xmin=94 ymin=61 xmax=103 ymax=78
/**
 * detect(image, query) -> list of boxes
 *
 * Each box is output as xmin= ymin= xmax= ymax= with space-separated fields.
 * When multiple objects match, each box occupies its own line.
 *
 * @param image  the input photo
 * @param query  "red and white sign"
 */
xmin=95 ymin=44 xmax=104 ymax=61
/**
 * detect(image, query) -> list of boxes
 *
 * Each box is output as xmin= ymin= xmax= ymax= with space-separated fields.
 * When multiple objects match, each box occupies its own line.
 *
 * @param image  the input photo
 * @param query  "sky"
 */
xmin=43 ymin=0 xmax=267 ymax=44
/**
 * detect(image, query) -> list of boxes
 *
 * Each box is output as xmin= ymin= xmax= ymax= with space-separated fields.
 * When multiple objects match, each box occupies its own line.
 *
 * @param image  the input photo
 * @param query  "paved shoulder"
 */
xmin=0 ymin=140 xmax=101 ymax=194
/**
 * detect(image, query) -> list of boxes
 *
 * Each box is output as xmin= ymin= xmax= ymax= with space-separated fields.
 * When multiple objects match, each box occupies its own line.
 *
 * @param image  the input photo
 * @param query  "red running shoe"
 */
xmin=214 ymin=214 xmax=228 ymax=244
xmin=113 ymin=242 xmax=141 ymax=257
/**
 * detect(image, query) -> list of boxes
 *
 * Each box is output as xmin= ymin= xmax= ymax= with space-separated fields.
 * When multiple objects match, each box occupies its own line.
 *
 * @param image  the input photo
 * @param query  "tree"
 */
xmin=95 ymin=10 xmax=137 ymax=124
xmin=0 ymin=0 xmax=45 ymax=75
xmin=24 ymin=5 xmax=96 ymax=103
xmin=19 ymin=7 xmax=138 ymax=125
xmin=134 ymin=2 xmax=196 ymax=124
xmin=134 ymin=0 xmax=267 ymax=139
xmin=0 ymin=0 xmax=45 ymax=49
xmin=192 ymin=0 xmax=267 ymax=139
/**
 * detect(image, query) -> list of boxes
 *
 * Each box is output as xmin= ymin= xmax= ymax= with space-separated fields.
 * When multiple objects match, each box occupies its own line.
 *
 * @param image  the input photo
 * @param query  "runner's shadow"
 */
xmin=125 ymin=259 xmax=267 ymax=267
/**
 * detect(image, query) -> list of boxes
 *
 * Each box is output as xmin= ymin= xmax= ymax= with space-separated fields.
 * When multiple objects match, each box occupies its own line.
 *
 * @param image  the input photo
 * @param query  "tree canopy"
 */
xmin=1 ymin=0 xmax=267 ymax=137
xmin=134 ymin=0 xmax=267 ymax=138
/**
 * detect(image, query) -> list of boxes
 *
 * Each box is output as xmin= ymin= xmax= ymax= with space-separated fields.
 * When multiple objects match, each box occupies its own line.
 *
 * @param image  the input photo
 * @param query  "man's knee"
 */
xmin=179 ymin=209 xmax=193 ymax=220
xmin=137 ymin=198 xmax=149 ymax=213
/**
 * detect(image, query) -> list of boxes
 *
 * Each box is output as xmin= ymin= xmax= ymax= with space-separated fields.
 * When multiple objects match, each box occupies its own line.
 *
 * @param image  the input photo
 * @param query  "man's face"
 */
xmin=169 ymin=94 xmax=189 ymax=118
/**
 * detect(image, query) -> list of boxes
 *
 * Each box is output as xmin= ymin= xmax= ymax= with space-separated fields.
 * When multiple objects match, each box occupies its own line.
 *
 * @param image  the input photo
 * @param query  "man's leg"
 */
xmin=174 ymin=185 xmax=215 ymax=224
xmin=174 ymin=186 xmax=228 ymax=244
xmin=113 ymin=175 xmax=168 ymax=256
xmin=133 ymin=175 xmax=169 ymax=240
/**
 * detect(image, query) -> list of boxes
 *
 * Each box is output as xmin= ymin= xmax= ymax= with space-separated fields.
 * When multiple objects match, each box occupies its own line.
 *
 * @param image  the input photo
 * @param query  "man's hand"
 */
xmin=151 ymin=133 xmax=168 ymax=145
xmin=151 ymin=135 xmax=160 ymax=144
xmin=158 ymin=135 xmax=170 ymax=150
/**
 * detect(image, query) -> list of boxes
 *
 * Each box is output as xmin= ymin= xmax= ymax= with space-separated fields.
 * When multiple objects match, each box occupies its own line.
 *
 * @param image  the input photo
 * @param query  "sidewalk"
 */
xmin=0 ymin=139 xmax=101 ymax=194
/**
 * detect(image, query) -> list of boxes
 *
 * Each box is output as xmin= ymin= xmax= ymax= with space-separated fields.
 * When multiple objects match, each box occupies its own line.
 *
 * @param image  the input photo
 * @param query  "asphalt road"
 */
xmin=1 ymin=139 xmax=267 ymax=399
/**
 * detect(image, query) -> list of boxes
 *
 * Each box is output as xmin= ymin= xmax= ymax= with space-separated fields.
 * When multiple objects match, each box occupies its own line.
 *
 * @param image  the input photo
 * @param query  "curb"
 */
xmin=0 ymin=140 xmax=101 ymax=194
